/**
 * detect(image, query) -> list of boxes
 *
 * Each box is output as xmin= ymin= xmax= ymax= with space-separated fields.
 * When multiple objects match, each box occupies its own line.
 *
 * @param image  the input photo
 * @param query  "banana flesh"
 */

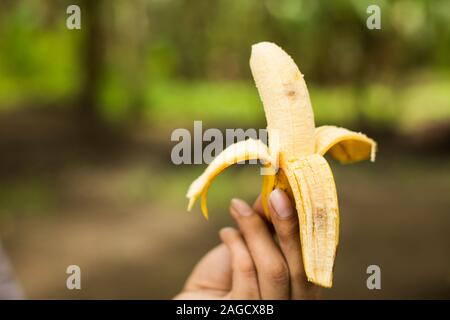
xmin=186 ymin=42 xmax=377 ymax=287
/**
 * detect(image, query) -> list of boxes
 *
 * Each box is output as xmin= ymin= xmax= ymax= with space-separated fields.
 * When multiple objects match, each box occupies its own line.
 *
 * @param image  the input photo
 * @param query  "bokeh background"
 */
xmin=0 ymin=0 xmax=449 ymax=299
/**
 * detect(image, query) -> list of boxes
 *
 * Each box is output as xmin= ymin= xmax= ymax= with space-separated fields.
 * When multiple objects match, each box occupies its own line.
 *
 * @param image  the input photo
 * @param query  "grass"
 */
xmin=142 ymin=77 xmax=450 ymax=131
xmin=0 ymin=178 xmax=55 ymax=217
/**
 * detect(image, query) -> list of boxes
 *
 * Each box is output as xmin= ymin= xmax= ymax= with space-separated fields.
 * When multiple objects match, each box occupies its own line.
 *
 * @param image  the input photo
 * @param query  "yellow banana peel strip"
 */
xmin=186 ymin=42 xmax=377 ymax=287
xmin=284 ymin=155 xmax=339 ymax=287
xmin=314 ymin=125 xmax=377 ymax=164
xmin=187 ymin=138 xmax=273 ymax=220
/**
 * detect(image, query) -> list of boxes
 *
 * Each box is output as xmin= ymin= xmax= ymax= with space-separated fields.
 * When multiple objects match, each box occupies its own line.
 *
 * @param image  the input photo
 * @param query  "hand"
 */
xmin=174 ymin=189 xmax=320 ymax=300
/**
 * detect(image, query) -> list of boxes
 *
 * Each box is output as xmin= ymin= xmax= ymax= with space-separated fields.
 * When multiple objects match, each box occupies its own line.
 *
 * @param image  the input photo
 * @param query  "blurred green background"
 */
xmin=0 ymin=0 xmax=449 ymax=299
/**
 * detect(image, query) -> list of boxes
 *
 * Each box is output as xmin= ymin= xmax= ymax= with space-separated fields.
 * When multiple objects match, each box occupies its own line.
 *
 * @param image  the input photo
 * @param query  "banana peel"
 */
xmin=186 ymin=42 xmax=377 ymax=288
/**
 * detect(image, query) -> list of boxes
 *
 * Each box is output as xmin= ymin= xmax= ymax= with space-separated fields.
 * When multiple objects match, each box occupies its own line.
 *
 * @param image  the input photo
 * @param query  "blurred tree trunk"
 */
xmin=77 ymin=0 xmax=149 ymax=131
xmin=114 ymin=0 xmax=149 ymax=123
xmin=79 ymin=0 xmax=105 ymax=132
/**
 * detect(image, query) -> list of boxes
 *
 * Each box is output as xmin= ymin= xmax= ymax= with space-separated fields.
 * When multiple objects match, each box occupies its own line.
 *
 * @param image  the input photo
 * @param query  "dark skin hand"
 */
xmin=175 ymin=189 xmax=320 ymax=300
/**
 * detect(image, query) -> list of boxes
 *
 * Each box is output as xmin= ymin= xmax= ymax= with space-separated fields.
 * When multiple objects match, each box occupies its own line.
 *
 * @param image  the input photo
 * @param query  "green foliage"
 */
xmin=0 ymin=1 xmax=82 ymax=109
xmin=0 ymin=0 xmax=449 ymax=129
xmin=145 ymin=79 xmax=450 ymax=132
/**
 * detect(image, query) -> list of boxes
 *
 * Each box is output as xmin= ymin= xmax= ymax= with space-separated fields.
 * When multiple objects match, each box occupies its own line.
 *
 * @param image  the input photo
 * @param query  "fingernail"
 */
xmin=219 ymin=227 xmax=232 ymax=240
xmin=269 ymin=189 xmax=293 ymax=219
xmin=230 ymin=198 xmax=253 ymax=217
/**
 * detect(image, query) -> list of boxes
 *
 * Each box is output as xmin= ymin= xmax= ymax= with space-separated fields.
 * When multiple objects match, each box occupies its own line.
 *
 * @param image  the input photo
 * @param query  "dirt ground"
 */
xmin=0 ymin=109 xmax=449 ymax=299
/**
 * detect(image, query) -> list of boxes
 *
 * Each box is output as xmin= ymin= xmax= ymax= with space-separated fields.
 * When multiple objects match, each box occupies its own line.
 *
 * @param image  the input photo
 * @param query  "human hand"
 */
xmin=174 ymin=189 xmax=320 ymax=300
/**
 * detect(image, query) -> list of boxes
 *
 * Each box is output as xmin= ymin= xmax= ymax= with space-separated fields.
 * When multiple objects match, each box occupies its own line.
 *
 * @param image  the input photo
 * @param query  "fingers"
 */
xmin=181 ymin=243 xmax=232 ymax=294
xmin=230 ymin=198 xmax=290 ymax=299
xmin=252 ymin=194 xmax=265 ymax=216
xmin=220 ymin=227 xmax=260 ymax=299
xmin=268 ymin=189 xmax=320 ymax=299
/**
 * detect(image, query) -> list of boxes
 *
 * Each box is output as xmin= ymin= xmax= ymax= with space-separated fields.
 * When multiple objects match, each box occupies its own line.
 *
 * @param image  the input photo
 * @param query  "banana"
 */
xmin=186 ymin=42 xmax=377 ymax=288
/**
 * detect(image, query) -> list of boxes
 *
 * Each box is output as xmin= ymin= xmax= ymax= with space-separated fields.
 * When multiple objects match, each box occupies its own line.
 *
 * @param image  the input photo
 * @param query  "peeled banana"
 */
xmin=186 ymin=42 xmax=377 ymax=288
